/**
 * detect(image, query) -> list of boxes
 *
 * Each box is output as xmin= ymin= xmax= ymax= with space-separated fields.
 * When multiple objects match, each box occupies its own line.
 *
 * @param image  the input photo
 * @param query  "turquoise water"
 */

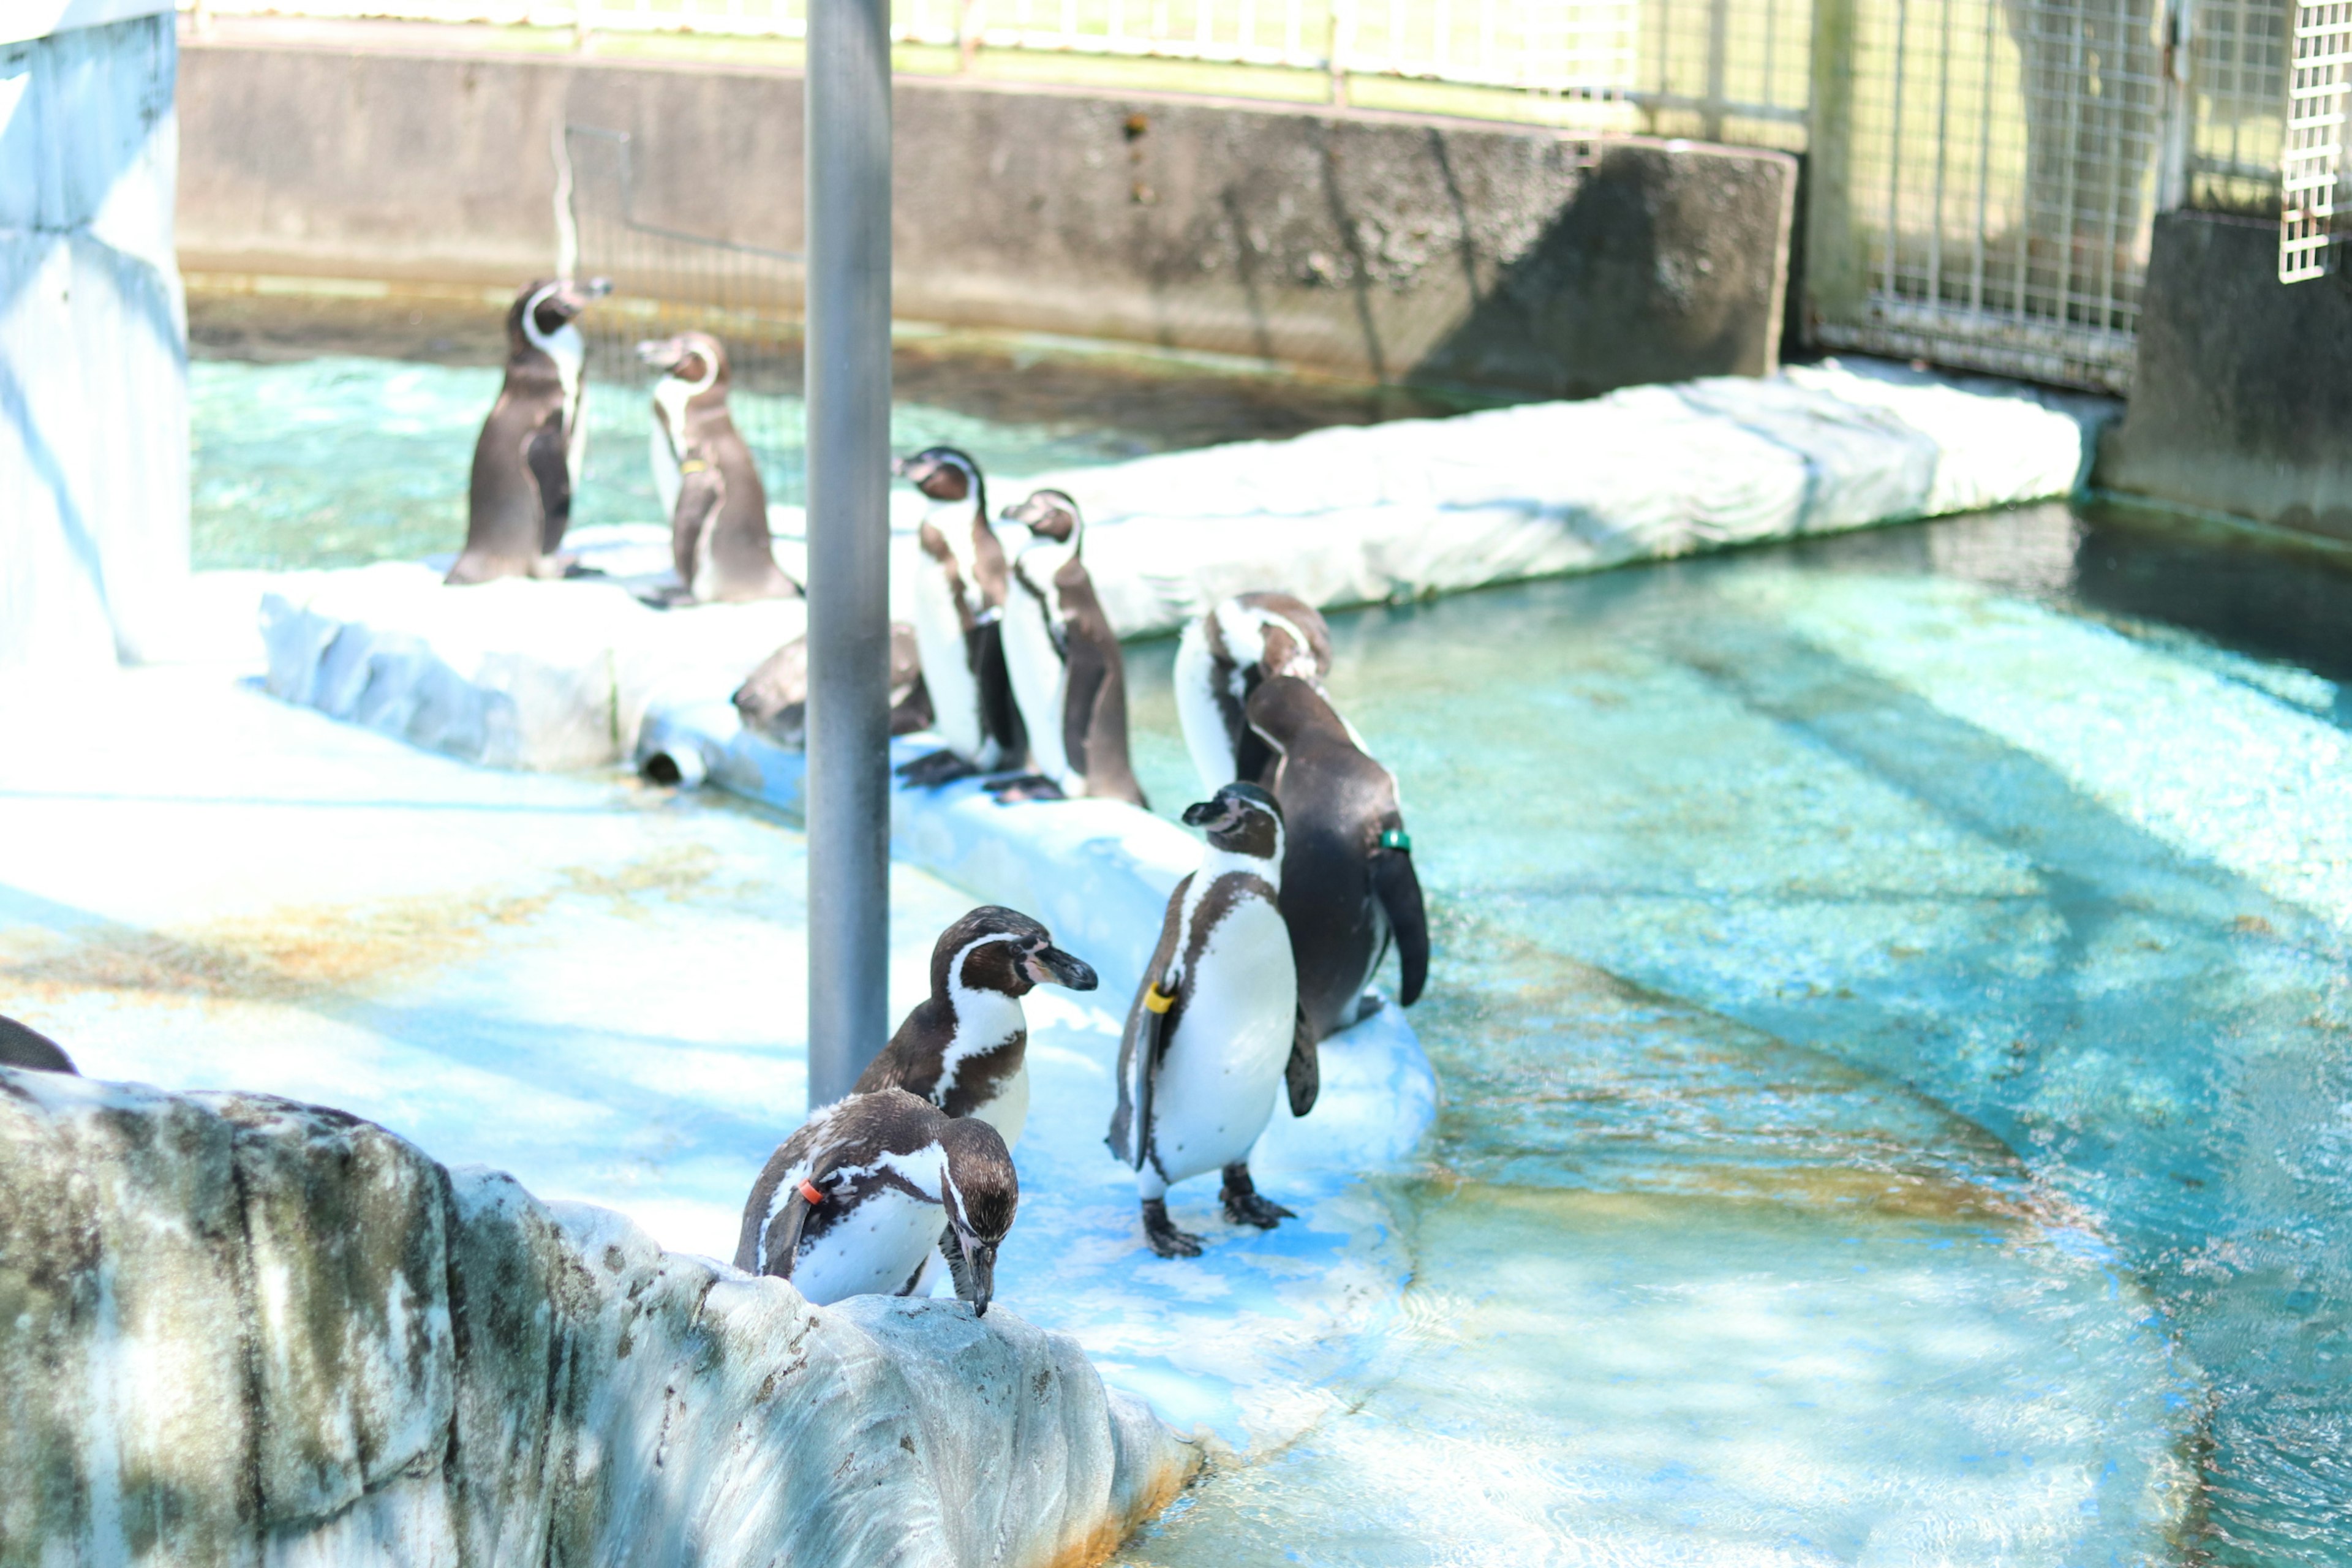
xmin=187 ymin=352 xmax=2352 ymax=1562
xmin=1113 ymin=508 xmax=2352 ymax=1566
xmin=189 ymin=356 xmax=1148 ymax=569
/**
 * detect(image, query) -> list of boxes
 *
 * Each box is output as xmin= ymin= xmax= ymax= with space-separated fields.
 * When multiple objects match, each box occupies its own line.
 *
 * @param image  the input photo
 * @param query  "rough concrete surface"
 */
xmin=0 ymin=1067 xmax=1199 ymax=1568
xmin=175 ymin=24 xmax=1795 ymax=394
xmin=2098 ymin=211 xmax=2352 ymax=537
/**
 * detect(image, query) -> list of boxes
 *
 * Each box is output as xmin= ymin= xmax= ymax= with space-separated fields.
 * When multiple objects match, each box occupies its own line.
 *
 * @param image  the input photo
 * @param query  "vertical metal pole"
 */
xmin=805 ymin=0 xmax=894 ymax=1109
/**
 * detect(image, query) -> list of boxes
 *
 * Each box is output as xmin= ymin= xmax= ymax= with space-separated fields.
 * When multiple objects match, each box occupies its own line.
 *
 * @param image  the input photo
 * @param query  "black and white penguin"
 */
xmin=448 ymin=277 xmax=611 ymax=585
xmin=1173 ymin=592 xmax=1336 ymax=791
xmin=1246 ymin=674 xmax=1430 ymax=1044
xmin=853 ymin=905 xmax=1099 ymax=1149
xmin=0 ymin=1013 xmax=76 ymax=1074
xmin=638 ymin=332 xmax=800 ymax=604
xmin=732 ymin=622 xmax=932 ymax=748
xmin=893 ymin=447 xmax=1025 ymax=786
xmin=992 ymin=489 xmax=1149 ymax=807
xmin=734 ymin=1087 xmax=1017 ymax=1315
xmin=1107 ymin=783 xmax=1307 ymax=1257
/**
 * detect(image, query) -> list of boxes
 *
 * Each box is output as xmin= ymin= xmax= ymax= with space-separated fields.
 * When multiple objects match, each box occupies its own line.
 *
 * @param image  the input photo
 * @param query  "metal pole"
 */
xmin=804 ymin=0 xmax=894 ymax=1109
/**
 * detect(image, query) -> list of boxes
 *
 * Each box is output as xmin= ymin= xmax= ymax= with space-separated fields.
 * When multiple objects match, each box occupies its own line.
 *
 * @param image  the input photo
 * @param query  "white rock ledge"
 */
xmin=256 ymin=359 xmax=2105 ymax=771
xmin=0 ymin=1068 xmax=1200 ymax=1568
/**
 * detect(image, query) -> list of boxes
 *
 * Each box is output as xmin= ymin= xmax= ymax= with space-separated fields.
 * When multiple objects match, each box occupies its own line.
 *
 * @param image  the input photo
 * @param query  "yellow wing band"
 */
xmin=1144 ymin=983 xmax=1176 ymax=1014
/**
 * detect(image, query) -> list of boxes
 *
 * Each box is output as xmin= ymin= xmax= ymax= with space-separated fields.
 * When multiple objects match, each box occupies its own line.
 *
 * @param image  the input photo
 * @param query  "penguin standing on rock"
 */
xmin=1174 ymin=592 xmax=1335 ymax=791
xmin=853 ymin=905 xmax=1099 ymax=1150
xmin=1108 ymin=783 xmax=1307 ymax=1258
xmin=1246 ymin=674 xmax=1430 ymax=1044
xmin=993 ymin=489 xmax=1148 ymax=806
xmin=639 ymin=332 xmax=800 ymax=604
xmin=894 ymin=447 xmax=1025 ymax=787
xmin=735 ymin=1088 xmax=1017 ymax=1314
xmin=448 ymin=277 xmax=611 ymax=585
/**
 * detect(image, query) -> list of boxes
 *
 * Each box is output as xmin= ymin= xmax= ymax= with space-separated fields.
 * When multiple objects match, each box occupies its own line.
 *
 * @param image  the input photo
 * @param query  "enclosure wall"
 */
xmin=2097 ymin=210 xmax=2352 ymax=538
xmin=175 ymin=32 xmax=1796 ymax=394
xmin=1 ymin=9 xmax=190 ymax=677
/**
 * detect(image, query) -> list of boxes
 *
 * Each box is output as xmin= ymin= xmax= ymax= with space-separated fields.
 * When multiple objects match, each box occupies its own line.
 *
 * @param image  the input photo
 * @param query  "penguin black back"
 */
xmin=639 ymin=332 xmax=799 ymax=603
xmin=0 ymin=1014 xmax=75 ymax=1074
xmin=1246 ymin=675 xmax=1428 ymax=1043
xmin=450 ymin=277 xmax=609 ymax=585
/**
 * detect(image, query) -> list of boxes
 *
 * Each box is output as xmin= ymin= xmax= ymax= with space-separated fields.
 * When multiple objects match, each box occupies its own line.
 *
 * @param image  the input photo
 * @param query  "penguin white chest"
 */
xmin=1000 ymin=582 xmax=1070 ymax=785
xmin=1152 ymin=895 xmax=1298 ymax=1185
xmin=788 ymin=1186 xmax=943 ymax=1306
xmin=908 ymin=542 xmax=987 ymax=760
xmin=970 ymin=1061 xmax=1030 ymax=1151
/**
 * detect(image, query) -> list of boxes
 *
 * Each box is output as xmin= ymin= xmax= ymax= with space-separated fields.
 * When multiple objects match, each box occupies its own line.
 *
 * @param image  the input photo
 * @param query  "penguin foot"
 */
xmin=1140 ymin=1199 xmax=1204 ymax=1257
xmin=895 ymin=749 xmax=982 ymax=788
xmin=1219 ymin=1164 xmax=1295 ymax=1229
xmin=981 ymin=773 xmax=1067 ymax=804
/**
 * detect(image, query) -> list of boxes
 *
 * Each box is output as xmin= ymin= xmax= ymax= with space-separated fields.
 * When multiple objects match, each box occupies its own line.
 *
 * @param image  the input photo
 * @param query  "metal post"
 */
xmin=804 ymin=0 xmax=894 ymax=1109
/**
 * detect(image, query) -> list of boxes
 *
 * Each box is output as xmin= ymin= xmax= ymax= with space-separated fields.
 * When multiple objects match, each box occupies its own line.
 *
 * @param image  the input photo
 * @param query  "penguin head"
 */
xmin=511 ymin=277 xmax=611 ymax=348
xmin=1181 ymin=782 xmax=1284 ymax=860
xmin=636 ymin=331 xmax=729 ymax=399
xmin=933 ymin=906 xmax=1100 ymax=1002
xmin=892 ymin=446 xmax=984 ymax=506
xmin=1001 ymin=488 xmax=1082 ymax=545
xmin=937 ymin=1115 xmax=1018 ymax=1316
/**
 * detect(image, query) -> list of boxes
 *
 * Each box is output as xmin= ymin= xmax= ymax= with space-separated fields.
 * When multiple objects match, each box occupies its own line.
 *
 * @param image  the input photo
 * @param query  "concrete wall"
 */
xmin=177 ymin=29 xmax=1796 ymax=396
xmin=1 ymin=7 xmax=189 ymax=677
xmin=2099 ymin=211 xmax=2352 ymax=538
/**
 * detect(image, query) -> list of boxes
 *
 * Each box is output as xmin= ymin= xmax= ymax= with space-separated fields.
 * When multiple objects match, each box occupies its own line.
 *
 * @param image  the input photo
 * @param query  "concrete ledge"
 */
xmin=2098 ymin=211 xmax=2352 ymax=538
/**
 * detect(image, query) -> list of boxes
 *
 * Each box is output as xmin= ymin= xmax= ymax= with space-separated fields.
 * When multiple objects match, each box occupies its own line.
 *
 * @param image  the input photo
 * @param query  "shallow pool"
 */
xmin=183 ymin=348 xmax=2352 ymax=1564
xmin=1111 ymin=506 xmax=2352 ymax=1566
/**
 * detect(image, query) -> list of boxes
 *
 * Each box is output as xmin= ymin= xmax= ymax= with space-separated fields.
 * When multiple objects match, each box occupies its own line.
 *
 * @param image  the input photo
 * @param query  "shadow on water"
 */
xmin=1122 ymin=502 xmax=2352 ymax=1565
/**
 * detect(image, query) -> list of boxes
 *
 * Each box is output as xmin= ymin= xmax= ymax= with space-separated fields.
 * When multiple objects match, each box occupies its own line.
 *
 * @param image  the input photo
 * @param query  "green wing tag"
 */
xmin=1379 ymin=828 xmax=1412 ymax=853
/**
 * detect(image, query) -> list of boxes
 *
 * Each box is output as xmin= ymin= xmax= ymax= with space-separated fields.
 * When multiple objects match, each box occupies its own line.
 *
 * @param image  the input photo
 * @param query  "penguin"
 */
xmin=0 ymin=1013 xmax=76 ymax=1074
xmin=1107 ymin=782 xmax=1308 ymax=1258
xmin=892 ymin=447 xmax=1025 ymax=788
xmin=448 ymin=276 xmax=611 ymax=586
xmin=1245 ymin=674 xmax=1430 ymax=1044
xmin=734 ymin=1087 xmax=1017 ymax=1315
xmin=732 ymin=622 xmax=933 ymax=748
xmin=1173 ymin=592 xmax=1336 ymax=791
xmin=853 ymin=906 xmax=1098 ymax=1149
xmin=638 ymin=332 xmax=800 ymax=604
xmin=991 ymin=489 xmax=1149 ymax=807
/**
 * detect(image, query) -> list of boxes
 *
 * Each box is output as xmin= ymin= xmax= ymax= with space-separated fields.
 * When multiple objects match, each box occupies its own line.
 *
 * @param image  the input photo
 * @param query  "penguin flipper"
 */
xmin=1284 ymin=1005 xmax=1321 ymax=1118
xmin=1130 ymin=991 xmax=1167 ymax=1172
xmin=669 ymin=463 xmax=726 ymax=596
xmin=524 ymin=420 xmax=572 ymax=556
xmin=1373 ymin=843 xmax=1430 ymax=1007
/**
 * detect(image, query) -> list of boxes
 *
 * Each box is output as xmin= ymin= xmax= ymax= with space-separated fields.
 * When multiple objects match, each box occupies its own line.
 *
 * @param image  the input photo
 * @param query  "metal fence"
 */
xmin=189 ymin=0 xmax=2310 ymax=390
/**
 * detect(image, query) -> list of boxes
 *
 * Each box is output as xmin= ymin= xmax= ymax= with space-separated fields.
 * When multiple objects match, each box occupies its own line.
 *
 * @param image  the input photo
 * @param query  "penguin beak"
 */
xmin=636 ymin=337 xmax=688 ymax=374
xmin=1025 ymin=945 xmax=1098 ymax=992
xmin=955 ymin=1227 xmax=998 ymax=1317
xmin=891 ymin=454 xmax=922 ymax=480
xmin=553 ymin=277 xmax=612 ymax=318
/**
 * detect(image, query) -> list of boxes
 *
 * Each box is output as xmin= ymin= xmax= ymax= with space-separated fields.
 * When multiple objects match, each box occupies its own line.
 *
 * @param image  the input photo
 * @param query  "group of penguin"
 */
xmin=447 ymin=277 xmax=798 ymax=605
xmin=733 ymin=441 xmax=1431 ymax=1307
xmin=384 ymin=274 xmax=1436 ymax=1314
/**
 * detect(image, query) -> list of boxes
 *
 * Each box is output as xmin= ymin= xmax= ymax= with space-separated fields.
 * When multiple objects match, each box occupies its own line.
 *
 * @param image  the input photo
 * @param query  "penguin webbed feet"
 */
xmin=1140 ymin=1198 xmax=1205 ymax=1258
xmin=981 ymin=772 xmax=1068 ymax=804
xmin=895 ymin=749 xmax=983 ymax=788
xmin=1219 ymin=1163 xmax=1295 ymax=1229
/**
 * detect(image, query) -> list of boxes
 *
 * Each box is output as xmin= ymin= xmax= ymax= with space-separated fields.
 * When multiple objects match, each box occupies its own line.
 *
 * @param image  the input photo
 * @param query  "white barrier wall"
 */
xmin=0 ymin=2 xmax=188 ymax=678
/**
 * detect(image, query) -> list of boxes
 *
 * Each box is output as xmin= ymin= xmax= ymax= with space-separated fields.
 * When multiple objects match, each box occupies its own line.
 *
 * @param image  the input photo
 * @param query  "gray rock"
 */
xmin=0 ymin=1069 xmax=1199 ymax=1567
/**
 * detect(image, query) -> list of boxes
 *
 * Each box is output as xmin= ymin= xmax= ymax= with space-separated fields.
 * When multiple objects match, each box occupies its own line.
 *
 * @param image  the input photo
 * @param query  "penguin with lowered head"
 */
xmin=853 ymin=905 xmax=1099 ymax=1150
xmin=1245 ymin=674 xmax=1429 ymax=1044
xmin=448 ymin=277 xmax=610 ymax=585
xmin=732 ymin=623 xmax=932 ymax=748
xmin=638 ymin=331 xmax=800 ymax=604
xmin=735 ymin=1088 xmax=1017 ymax=1314
xmin=993 ymin=488 xmax=1148 ymax=805
xmin=894 ymin=446 xmax=1025 ymax=788
xmin=1107 ymin=782 xmax=1308 ymax=1257
xmin=1173 ymin=592 xmax=1335 ymax=791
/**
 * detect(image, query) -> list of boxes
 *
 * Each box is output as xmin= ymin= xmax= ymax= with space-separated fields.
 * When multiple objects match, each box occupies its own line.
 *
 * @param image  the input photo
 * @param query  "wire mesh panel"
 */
xmin=2281 ymin=0 xmax=2352 ymax=279
xmin=1808 ymin=0 xmax=2166 ymax=390
xmin=1633 ymin=0 xmax=1813 ymax=147
xmin=563 ymin=127 xmax=809 ymax=501
xmin=2188 ymin=0 xmax=2288 ymax=211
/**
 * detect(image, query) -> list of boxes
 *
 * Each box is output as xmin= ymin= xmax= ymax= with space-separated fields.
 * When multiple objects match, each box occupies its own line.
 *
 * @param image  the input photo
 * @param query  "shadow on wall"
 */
xmin=1406 ymin=141 xmax=1791 ymax=398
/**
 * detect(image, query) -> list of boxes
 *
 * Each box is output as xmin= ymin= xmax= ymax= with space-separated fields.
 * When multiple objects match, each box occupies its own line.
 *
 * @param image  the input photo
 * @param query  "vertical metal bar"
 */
xmin=804 ymin=0 xmax=894 ymax=1109
xmin=1970 ymin=0 xmax=1994 ymax=311
xmin=1885 ymin=0 xmax=1911 ymax=303
xmin=1927 ymin=0 xmax=1951 ymax=307
xmin=1704 ymin=0 xmax=1728 ymax=137
xmin=1330 ymin=0 xmax=1351 ymax=99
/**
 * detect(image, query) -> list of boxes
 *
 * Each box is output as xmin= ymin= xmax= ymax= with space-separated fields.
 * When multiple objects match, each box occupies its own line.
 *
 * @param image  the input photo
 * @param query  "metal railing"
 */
xmin=2280 ymin=0 xmax=2351 ymax=277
